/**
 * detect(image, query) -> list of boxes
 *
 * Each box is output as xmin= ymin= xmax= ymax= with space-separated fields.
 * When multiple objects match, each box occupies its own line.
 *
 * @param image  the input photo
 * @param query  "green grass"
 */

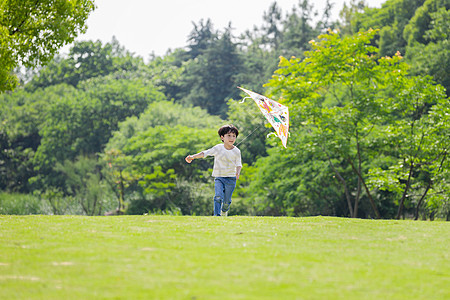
xmin=0 ymin=216 xmax=449 ymax=299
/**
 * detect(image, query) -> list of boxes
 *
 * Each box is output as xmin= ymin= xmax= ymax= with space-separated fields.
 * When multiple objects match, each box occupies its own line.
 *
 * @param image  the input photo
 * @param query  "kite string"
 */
xmin=234 ymin=97 xmax=265 ymax=147
xmin=235 ymin=123 xmax=267 ymax=147
xmin=234 ymin=95 xmax=270 ymax=147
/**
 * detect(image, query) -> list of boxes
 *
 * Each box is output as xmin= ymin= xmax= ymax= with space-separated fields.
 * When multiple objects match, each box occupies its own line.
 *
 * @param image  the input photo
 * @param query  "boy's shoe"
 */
xmin=221 ymin=211 xmax=228 ymax=217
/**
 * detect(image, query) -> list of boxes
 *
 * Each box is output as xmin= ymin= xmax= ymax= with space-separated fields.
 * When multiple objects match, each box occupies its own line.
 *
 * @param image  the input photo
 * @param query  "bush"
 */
xmin=125 ymin=180 xmax=214 ymax=216
xmin=0 ymin=192 xmax=45 ymax=215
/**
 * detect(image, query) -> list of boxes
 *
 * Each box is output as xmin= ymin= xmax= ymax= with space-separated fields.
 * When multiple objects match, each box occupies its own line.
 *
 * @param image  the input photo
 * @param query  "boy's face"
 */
xmin=221 ymin=131 xmax=236 ymax=147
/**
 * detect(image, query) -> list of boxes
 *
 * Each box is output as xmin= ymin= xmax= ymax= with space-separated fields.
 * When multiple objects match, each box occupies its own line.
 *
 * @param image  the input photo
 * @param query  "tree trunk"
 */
xmin=119 ymin=169 xmax=125 ymax=211
xmin=354 ymin=177 xmax=361 ymax=218
xmin=354 ymin=133 xmax=363 ymax=218
xmin=347 ymin=158 xmax=381 ymax=218
xmin=322 ymin=146 xmax=354 ymax=217
xmin=334 ymin=167 xmax=355 ymax=218
xmin=397 ymin=161 xmax=414 ymax=219
xmin=414 ymin=153 xmax=448 ymax=220
xmin=414 ymin=182 xmax=431 ymax=220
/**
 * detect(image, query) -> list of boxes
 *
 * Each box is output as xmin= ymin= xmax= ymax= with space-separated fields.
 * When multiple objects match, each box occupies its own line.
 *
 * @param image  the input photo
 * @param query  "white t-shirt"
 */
xmin=203 ymin=144 xmax=242 ymax=177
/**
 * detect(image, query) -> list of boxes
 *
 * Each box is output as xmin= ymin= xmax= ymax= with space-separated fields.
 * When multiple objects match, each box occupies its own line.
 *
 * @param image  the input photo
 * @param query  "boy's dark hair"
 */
xmin=218 ymin=124 xmax=239 ymax=138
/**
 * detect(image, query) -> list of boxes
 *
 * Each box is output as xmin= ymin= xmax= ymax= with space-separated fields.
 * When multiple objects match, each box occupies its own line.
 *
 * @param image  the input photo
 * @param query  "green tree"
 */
xmin=105 ymin=101 xmax=224 ymax=215
xmin=112 ymin=125 xmax=218 ymax=215
xmin=347 ymin=0 xmax=449 ymax=94
xmin=0 ymin=0 xmax=95 ymax=92
xmin=265 ymin=29 xmax=448 ymax=218
xmin=27 ymin=38 xmax=144 ymax=90
xmin=261 ymin=2 xmax=283 ymax=50
xmin=0 ymin=84 xmax=77 ymax=192
xmin=280 ymin=0 xmax=318 ymax=57
xmin=351 ymin=0 xmax=426 ymax=56
xmin=338 ymin=0 xmax=368 ymax=36
xmin=267 ymin=30 xmax=384 ymax=218
xmin=404 ymin=1 xmax=450 ymax=95
xmin=179 ymin=25 xmax=242 ymax=117
xmin=31 ymin=79 xmax=165 ymax=190
xmin=240 ymin=140 xmax=346 ymax=217
xmin=186 ymin=19 xmax=217 ymax=59
xmin=315 ymin=0 xmax=337 ymax=32
xmin=55 ymin=155 xmax=115 ymax=215
xmin=145 ymin=49 xmax=187 ymax=101
xmin=102 ymin=149 xmax=134 ymax=213
xmin=107 ymin=101 xmax=222 ymax=150
xmin=368 ymin=82 xmax=449 ymax=219
xmin=403 ymin=0 xmax=448 ymax=45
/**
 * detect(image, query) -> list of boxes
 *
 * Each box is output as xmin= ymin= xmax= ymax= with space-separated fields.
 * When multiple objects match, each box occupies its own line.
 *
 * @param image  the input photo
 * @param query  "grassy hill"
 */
xmin=0 ymin=215 xmax=448 ymax=299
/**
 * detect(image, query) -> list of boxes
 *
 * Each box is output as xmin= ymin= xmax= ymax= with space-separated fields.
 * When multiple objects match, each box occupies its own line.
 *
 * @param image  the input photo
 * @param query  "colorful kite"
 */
xmin=238 ymin=87 xmax=289 ymax=148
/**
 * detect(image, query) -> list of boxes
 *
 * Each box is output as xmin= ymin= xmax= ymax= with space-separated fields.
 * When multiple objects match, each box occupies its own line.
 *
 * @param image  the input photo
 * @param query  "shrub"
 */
xmin=0 ymin=192 xmax=45 ymax=215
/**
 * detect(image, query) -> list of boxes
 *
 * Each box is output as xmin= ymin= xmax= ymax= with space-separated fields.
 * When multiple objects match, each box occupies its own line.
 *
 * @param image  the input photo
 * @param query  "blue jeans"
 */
xmin=214 ymin=177 xmax=236 ymax=216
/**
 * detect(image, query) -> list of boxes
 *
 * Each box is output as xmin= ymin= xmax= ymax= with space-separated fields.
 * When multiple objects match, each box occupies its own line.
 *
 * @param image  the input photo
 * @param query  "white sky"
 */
xmin=67 ymin=0 xmax=386 ymax=59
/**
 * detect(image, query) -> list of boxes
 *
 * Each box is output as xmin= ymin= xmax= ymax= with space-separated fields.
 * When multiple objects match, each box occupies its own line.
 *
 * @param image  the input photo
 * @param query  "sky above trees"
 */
xmin=64 ymin=0 xmax=387 ymax=58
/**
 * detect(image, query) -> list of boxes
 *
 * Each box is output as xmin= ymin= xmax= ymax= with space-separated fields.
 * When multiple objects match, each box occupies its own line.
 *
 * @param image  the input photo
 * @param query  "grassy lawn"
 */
xmin=0 ymin=215 xmax=448 ymax=299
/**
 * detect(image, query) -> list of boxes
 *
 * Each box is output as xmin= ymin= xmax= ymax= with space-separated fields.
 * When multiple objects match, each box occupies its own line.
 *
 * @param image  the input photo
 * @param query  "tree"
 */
xmin=280 ymin=0 xmax=318 ymax=57
xmin=102 ymin=149 xmax=132 ymax=213
xmin=0 ymin=0 xmax=95 ymax=92
xmin=338 ymin=0 xmax=368 ymax=36
xmin=367 ymin=80 xmax=449 ymax=219
xmin=31 ymin=79 xmax=165 ymax=190
xmin=404 ymin=1 xmax=450 ymax=95
xmin=179 ymin=25 xmax=242 ymax=117
xmin=0 ymin=37 xmax=158 ymax=193
xmin=403 ymin=0 xmax=448 ymax=45
xmin=261 ymin=2 xmax=283 ymax=50
xmin=27 ymin=38 xmax=145 ymax=90
xmin=315 ymin=0 xmax=337 ymax=33
xmin=55 ymin=155 xmax=115 ymax=216
xmin=186 ymin=19 xmax=217 ymax=59
xmin=347 ymin=0 xmax=449 ymax=94
xmin=105 ymin=102 xmax=224 ymax=215
xmin=267 ymin=30 xmax=383 ymax=218
xmin=240 ymin=138 xmax=347 ymax=217
xmin=0 ymin=84 xmax=77 ymax=192
xmin=265 ymin=29 xmax=448 ymax=218
xmin=145 ymin=49 xmax=187 ymax=101
xmin=351 ymin=0 xmax=426 ymax=56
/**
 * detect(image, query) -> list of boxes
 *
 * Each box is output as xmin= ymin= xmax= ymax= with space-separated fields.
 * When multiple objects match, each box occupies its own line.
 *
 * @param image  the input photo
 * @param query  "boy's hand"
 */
xmin=185 ymin=155 xmax=193 ymax=163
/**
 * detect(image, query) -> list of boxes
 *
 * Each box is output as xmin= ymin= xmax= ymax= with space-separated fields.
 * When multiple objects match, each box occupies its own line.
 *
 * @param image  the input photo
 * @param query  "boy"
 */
xmin=185 ymin=125 xmax=242 ymax=216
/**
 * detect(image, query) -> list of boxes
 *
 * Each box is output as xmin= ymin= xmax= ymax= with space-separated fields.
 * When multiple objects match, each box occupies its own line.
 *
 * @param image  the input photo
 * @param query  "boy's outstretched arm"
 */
xmin=185 ymin=152 xmax=204 ymax=163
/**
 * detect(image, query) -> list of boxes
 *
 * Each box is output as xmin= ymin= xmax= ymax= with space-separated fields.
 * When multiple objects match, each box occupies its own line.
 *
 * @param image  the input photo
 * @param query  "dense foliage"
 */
xmin=0 ymin=0 xmax=95 ymax=92
xmin=1 ymin=0 xmax=448 ymax=219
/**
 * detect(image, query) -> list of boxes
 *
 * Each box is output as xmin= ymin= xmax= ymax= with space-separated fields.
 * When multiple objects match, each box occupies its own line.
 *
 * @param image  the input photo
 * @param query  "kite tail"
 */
xmin=239 ymin=96 xmax=252 ymax=104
